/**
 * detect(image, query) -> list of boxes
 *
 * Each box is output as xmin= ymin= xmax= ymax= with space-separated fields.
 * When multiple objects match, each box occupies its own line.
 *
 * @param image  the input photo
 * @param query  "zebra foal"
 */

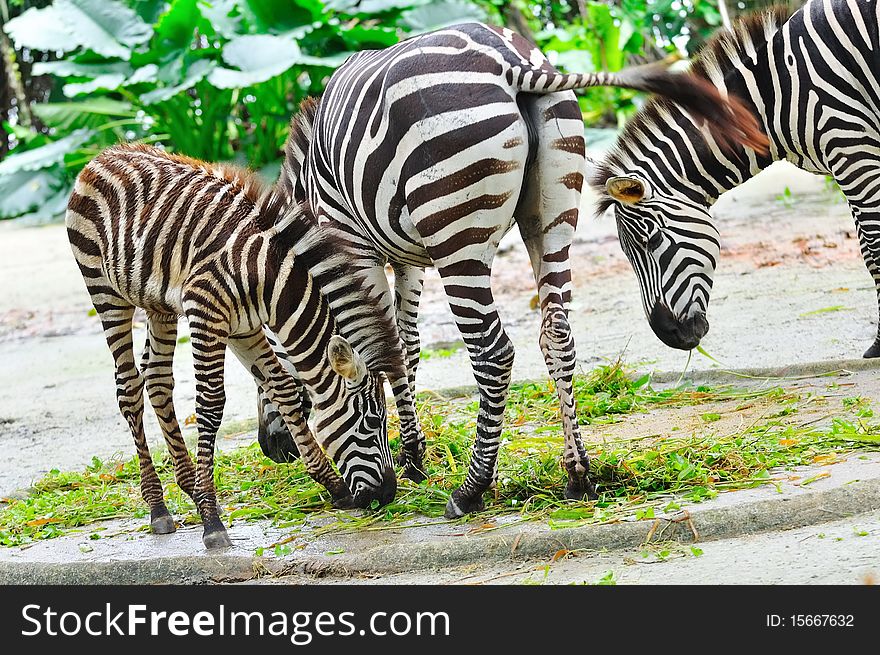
xmin=257 ymin=22 xmax=767 ymax=518
xmin=65 ymin=144 xmax=402 ymax=548
xmin=591 ymin=0 xmax=880 ymax=357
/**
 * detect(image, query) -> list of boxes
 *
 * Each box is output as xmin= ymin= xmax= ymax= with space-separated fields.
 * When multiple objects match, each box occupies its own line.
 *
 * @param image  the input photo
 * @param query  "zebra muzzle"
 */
xmin=649 ymin=303 xmax=709 ymax=351
xmin=350 ymin=467 xmax=398 ymax=508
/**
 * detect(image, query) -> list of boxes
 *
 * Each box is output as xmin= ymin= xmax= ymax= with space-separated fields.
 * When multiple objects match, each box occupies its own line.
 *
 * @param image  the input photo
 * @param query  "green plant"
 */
xmin=0 ymin=0 xmax=487 ymax=221
xmin=2 ymin=362 xmax=876 ymax=548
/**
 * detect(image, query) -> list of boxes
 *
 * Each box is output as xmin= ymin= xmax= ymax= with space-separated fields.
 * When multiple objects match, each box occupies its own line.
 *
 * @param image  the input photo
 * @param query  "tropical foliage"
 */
xmin=0 ymin=0 xmax=780 ymax=222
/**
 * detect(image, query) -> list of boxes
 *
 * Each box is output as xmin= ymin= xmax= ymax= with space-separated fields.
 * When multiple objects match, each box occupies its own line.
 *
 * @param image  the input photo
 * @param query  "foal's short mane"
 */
xmin=590 ymin=5 xmax=795 ymax=214
xmin=108 ymin=142 xmax=271 ymax=209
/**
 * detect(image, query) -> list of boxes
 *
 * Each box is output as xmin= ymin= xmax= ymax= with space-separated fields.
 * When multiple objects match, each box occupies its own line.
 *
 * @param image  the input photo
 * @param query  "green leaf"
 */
xmin=141 ymin=59 xmax=216 ymax=104
xmin=31 ymin=60 xmax=132 ymax=79
xmin=156 ymin=0 xmax=202 ymax=50
xmin=63 ymin=74 xmax=129 ymax=97
xmin=208 ymin=34 xmax=307 ymax=88
xmin=237 ymin=0 xmax=320 ymax=33
xmin=554 ymin=50 xmax=595 ymax=74
xmin=32 ymin=99 xmax=135 ymax=132
xmin=5 ymin=0 xmax=152 ymax=60
xmin=339 ymin=23 xmax=400 ymax=49
xmin=0 ymin=168 xmax=66 ymax=220
xmin=0 ymin=129 xmax=95 ymax=176
xmin=330 ymin=0 xmax=424 ymax=14
xmin=399 ymin=0 xmax=485 ymax=33
xmin=198 ymin=0 xmax=242 ymax=39
xmin=10 ymin=182 xmax=73 ymax=224
xmin=3 ymin=6 xmax=83 ymax=54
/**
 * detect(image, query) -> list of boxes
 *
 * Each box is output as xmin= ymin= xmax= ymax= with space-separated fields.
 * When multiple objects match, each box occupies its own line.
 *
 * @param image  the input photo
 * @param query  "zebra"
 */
xmin=65 ymin=144 xmax=403 ymax=548
xmin=590 ymin=0 xmax=880 ymax=358
xmin=254 ymin=22 xmax=767 ymax=518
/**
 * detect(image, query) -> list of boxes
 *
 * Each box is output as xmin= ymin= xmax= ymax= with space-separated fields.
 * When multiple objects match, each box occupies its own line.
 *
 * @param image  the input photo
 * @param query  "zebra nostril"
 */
xmin=690 ymin=313 xmax=709 ymax=340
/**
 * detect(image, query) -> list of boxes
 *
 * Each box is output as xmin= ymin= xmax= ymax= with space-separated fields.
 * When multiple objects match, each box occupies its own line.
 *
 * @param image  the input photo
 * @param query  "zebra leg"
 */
xmin=355 ymin=261 xmax=426 ymax=482
xmin=139 ymin=313 xmax=197 ymax=502
xmin=228 ymin=329 xmax=354 ymax=507
xmin=256 ymin=328 xmax=305 ymax=462
xmin=97 ymin=304 xmax=174 ymax=534
xmin=437 ymin=264 xmax=515 ymax=518
xmin=854 ymin=219 xmax=880 ymax=358
xmin=391 ymin=264 xmax=427 ymax=481
xmin=185 ymin=322 xmax=231 ymax=549
xmin=515 ymin=92 xmax=597 ymax=500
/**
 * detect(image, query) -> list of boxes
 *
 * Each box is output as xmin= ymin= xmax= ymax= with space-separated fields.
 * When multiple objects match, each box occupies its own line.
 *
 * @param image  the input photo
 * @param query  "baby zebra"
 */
xmin=65 ymin=144 xmax=402 ymax=548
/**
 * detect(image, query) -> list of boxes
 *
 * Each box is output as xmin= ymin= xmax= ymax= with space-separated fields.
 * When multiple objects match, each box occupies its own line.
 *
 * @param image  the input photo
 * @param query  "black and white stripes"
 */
xmin=257 ymin=21 xmax=765 ymax=517
xmin=591 ymin=0 xmax=880 ymax=357
xmin=65 ymin=144 xmax=402 ymax=548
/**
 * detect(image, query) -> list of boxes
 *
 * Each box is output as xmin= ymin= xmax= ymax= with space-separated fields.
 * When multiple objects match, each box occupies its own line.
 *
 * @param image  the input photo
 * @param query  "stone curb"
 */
xmin=3 ymin=475 xmax=879 ymax=584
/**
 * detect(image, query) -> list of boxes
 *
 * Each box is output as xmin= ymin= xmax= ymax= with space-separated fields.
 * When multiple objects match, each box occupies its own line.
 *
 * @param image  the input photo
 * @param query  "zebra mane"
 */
xmin=589 ymin=5 xmax=795 ymax=215
xmin=278 ymin=96 xmax=320 ymax=203
xmin=110 ymin=142 xmax=270 ymax=210
xmin=271 ymin=205 xmax=406 ymax=381
xmin=690 ymin=4 xmax=796 ymax=81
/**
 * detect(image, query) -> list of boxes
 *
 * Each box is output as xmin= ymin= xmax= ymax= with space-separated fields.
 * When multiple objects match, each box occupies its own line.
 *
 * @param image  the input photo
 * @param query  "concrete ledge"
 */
xmin=2 ymin=461 xmax=879 ymax=585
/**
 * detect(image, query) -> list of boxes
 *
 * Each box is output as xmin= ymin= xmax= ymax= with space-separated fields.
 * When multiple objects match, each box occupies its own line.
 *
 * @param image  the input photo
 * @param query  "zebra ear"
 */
xmin=606 ymin=176 xmax=646 ymax=205
xmin=328 ymin=335 xmax=366 ymax=383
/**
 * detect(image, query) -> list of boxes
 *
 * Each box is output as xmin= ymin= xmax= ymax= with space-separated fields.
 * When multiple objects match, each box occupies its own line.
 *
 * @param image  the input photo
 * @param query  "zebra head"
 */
xmin=604 ymin=174 xmax=716 ymax=351
xmin=322 ymin=335 xmax=396 ymax=507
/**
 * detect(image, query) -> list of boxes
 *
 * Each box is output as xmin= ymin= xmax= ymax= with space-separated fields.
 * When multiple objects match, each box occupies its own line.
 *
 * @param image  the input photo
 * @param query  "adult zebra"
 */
xmin=66 ymin=144 xmax=402 ymax=548
xmin=258 ymin=22 xmax=767 ymax=518
xmin=590 ymin=0 xmax=880 ymax=357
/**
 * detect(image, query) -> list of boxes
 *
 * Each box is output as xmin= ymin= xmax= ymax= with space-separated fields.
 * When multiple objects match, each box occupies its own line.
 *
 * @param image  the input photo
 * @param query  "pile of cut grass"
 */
xmin=1 ymin=363 xmax=877 ymax=547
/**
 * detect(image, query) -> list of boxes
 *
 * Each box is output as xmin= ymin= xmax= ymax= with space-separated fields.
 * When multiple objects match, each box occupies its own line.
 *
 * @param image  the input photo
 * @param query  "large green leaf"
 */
xmin=399 ymin=0 xmax=485 ymax=32
xmin=208 ymin=34 xmax=303 ymax=88
xmin=339 ymin=23 xmax=400 ymax=49
xmin=156 ymin=0 xmax=202 ymax=50
xmin=237 ymin=0 xmax=321 ymax=34
xmin=13 ymin=184 xmax=74 ymax=224
xmin=0 ymin=130 xmax=96 ymax=176
xmin=32 ymin=99 xmax=135 ymax=132
xmin=198 ymin=0 xmax=242 ymax=39
xmin=141 ymin=59 xmax=216 ymax=105
xmin=328 ymin=0 xmax=427 ymax=14
xmin=3 ymin=6 xmax=84 ymax=53
xmin=31 ymin=60 xmax=131 ymax=79
xmin=5 ymin=0 xmax=153 ymax=61
xmin=130 ymin=0 xmax=170 ymax=24
xmin=0 ymin=168 xmax=67 ymax=220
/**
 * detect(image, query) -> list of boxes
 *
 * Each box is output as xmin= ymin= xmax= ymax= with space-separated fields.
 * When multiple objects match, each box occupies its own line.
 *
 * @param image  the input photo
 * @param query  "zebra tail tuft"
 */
xmin=616 ymin=65 xmax=770 ymax=155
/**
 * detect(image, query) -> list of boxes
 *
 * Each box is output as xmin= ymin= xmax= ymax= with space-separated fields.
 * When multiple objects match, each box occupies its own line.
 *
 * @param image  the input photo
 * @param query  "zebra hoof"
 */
xmin=564 ymin=476 xmax=598 ymax=501
xmin=863 ymin=341 xmax=880 ymax=358
xmin=150 ymin=511 xmax=176 ymax=535
xmin=202 ymin=527 xmax=232 ymax=550
xmin=443 ymin=490 xmax=485 ymax=518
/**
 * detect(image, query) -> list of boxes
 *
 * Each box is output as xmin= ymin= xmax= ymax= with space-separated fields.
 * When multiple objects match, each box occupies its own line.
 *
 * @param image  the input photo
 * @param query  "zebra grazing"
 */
xmin=256 ymin=22 xmax=767 ymax=518
xmin=65 ymin=144 xmax=403 ymax=548
xmin=591 ymin=0 xmax=880 ymax=357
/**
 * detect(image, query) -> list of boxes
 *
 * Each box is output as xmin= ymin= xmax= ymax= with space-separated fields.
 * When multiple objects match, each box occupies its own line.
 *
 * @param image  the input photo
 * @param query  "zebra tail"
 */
xmin=524 ymin=62 xmax=770 ymax=156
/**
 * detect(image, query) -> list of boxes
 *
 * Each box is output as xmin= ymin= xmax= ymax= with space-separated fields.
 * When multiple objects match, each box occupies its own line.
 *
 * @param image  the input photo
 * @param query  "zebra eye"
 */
xmin=647 ymin=230 xmax=664 ymax=252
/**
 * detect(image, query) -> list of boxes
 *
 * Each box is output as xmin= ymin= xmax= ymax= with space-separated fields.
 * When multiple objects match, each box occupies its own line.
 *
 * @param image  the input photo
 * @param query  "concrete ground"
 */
xmin=2 ymin=446 xmax=878 ymax=584
xmin=2 ymin=161 xmax=880 ymax=584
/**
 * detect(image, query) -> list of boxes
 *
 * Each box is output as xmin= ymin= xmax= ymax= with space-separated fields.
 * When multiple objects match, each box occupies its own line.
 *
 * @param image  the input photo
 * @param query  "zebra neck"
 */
xmin=264 ymin=247 xmax=342 ymax=412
